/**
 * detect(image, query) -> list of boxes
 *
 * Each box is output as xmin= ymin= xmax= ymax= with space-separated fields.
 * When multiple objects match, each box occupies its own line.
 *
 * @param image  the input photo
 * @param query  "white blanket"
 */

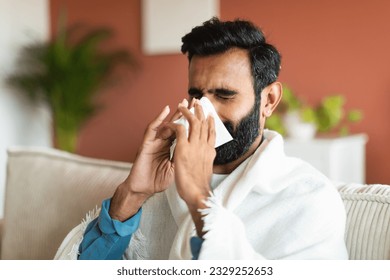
xmin=55 ymin=130 xmax=348 ymax=260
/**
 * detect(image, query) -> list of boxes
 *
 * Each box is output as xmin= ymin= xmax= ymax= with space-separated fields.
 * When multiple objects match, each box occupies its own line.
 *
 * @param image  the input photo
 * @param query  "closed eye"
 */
xmin=212 ymin=88 xmax=237 ymax=100
xmin=188 ymin=87 xmax=238 ymax=100
xmin=215 ymin=94 xmax=232 ymax=100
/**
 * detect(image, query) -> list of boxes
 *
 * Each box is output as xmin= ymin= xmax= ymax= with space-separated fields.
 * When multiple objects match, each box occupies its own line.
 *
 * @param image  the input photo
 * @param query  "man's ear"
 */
xmin=262 ymin=82 xmax=283 ymax=117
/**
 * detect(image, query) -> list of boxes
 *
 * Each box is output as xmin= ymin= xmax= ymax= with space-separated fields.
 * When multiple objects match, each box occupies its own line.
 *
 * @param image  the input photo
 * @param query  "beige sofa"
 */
xmin=0 ymin=146 xmax=389 ymax=260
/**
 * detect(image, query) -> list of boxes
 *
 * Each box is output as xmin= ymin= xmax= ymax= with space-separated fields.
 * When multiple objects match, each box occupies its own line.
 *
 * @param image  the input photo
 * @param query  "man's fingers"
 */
xmin=157 ymin=123 xmax=175 ymax=140
xmin=144 ymin=105 xmax=170 ymax=140
xmin=169 ymin=99 xmax=188 ymax=122
xmin=207 ymin=115 xmax=216 ymax=146
xmin=165 ymin=122 xmax=187 ymax=144
xmin=189 ymin=97 xmax=196 ymax=109
xmin=178 ymin=105 xmax=200 ymax=142
xmin=194 ymin=101 xmax=205 ymax=120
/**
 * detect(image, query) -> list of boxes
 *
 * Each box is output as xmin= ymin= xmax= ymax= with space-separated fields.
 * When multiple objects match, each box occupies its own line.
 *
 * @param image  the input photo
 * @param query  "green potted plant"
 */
xmin=6 ymin=21 xmax=135 ymax=153
xmin=266 ymin=85 xmax=363 ymax=139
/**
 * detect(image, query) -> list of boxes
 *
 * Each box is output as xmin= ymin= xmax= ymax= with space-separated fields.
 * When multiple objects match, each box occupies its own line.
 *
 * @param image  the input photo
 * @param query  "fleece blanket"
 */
xmin=55 ymin=130 xmax=348 ymax=260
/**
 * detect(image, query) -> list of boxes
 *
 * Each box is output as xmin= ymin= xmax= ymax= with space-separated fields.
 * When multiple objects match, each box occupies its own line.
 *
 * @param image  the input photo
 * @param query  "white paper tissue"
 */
xmin=169 ymin=97 xmax=233 ymax=159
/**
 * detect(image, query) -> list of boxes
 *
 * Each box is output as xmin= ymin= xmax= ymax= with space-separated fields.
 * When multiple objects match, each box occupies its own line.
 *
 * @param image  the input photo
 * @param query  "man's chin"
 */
xmin=213 ymin=147 xmax=242 ymax=166
xmin=213 ymin=133 xmax=263 ymax=166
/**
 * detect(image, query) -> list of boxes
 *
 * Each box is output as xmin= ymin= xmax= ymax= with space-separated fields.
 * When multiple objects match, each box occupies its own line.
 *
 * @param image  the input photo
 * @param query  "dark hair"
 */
xmin=181 ymin=17 xmax=281 ymax=96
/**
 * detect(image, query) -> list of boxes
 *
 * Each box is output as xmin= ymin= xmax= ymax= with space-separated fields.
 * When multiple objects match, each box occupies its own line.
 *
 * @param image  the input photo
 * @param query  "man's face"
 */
xmin=214 ymin=97 xmax=260 ymax=164
xmin=188 ymin=48 xmax=266 ymax=168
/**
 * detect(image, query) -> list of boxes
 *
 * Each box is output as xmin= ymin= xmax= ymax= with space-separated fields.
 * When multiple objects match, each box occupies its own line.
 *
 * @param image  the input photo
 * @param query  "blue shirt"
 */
xmin=78 ymin=199 xmax=203 ymax=260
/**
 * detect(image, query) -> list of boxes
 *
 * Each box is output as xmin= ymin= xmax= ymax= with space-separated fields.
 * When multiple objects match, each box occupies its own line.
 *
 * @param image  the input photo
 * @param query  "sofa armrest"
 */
xmin=338 ymin=183 xmax=390 ymax=260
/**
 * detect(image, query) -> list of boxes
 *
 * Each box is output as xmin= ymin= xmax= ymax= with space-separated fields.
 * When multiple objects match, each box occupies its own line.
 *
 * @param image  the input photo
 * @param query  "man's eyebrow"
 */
xmin=209 ymin=88 xmax=238 ymax=96
xmin=188 ymin=87 xmax=202 ymax=95
xmin=188 ymin=87 xmax=238 ymax=96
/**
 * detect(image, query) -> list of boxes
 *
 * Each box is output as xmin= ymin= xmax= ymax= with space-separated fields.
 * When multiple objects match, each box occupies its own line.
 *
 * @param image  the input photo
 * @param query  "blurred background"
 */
xmin=1 ymin=0 xmax=389 ymax=217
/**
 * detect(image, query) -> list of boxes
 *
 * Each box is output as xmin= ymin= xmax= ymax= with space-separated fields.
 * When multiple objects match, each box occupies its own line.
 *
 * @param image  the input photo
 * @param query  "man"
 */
xmin=55 ymin=17 xmax=348 ymax=260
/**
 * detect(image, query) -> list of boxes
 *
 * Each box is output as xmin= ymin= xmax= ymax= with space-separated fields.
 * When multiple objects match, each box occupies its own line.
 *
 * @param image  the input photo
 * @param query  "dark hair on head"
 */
xmin=181 ymin=17 xmax=281 ymax=96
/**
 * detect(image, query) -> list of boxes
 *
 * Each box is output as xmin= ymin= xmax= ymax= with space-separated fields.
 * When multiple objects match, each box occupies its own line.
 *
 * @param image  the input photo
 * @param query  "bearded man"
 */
xmin=55 ymin=17 xmax=348 ymax=260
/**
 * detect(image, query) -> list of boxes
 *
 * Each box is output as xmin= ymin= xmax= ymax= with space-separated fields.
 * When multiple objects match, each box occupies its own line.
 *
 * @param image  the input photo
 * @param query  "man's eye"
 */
xmin=216 ymin=95 xmax=231 ymax=100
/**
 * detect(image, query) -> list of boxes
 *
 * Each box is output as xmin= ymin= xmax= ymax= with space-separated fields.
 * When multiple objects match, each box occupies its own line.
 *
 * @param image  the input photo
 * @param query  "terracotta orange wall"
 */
xmin=50 ymin=0 xmax=390 ymax=184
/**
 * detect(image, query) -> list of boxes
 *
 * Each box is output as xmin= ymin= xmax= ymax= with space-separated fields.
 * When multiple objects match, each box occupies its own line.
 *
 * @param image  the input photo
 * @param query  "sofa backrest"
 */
xmin=1 ymin=147 xmax=130 ymax=260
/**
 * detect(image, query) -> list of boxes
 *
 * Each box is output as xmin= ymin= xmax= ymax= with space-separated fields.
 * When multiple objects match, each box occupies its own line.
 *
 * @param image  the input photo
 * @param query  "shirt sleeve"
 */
xmin=190 ymin=236 xmax=204 ymax=260
xmin=78 ymin=199 xmax=142 ymax=260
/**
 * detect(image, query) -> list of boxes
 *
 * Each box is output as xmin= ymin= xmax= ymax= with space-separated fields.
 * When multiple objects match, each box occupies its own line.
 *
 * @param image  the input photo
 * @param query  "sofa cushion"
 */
xmin=1 ymin=147 xmax=131 ymax=260
xmin=338 ymin=183 xmax=390 ymax=260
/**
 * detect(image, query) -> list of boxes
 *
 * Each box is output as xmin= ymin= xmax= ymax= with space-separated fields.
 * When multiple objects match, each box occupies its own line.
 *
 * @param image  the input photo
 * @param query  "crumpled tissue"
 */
xmin=170 ymin=97 xmax=233 ymax=159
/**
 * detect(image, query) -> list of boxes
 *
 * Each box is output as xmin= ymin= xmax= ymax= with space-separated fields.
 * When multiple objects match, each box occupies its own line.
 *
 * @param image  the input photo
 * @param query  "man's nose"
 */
xmin=205 ymin=94 xmax=220 ymax=109
xmin=198 ymin=93 xmax=222 ymax=117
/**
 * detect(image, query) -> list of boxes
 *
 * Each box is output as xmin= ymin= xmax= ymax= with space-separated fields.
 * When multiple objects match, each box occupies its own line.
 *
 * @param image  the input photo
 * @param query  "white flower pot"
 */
xmin=283 ymin=111 xmax=317 ymax=141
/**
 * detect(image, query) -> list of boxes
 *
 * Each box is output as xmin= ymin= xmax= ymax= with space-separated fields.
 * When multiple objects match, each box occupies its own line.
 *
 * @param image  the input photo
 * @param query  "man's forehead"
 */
xmin=189 ymin=50 xmax=250 ymax=76
xmin=189 ymin=48 xmax=249 ymax=63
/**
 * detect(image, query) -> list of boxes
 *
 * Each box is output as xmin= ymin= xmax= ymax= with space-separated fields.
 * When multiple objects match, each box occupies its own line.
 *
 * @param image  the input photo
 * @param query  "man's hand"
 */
xmin=169 ymin=100 xmax=216 ymax=236
xmin=109 ymin=100 xmax=187 ymax=221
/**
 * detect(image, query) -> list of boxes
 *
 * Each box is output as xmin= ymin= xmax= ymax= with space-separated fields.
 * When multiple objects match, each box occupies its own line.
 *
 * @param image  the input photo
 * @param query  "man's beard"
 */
xmin=214 ymin=99 xmax=261 ymax=165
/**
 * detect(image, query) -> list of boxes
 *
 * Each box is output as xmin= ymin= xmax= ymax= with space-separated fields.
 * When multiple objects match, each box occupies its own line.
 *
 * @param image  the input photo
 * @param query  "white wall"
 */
xmin=0 ymin=0 xmax=51 ymax=217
